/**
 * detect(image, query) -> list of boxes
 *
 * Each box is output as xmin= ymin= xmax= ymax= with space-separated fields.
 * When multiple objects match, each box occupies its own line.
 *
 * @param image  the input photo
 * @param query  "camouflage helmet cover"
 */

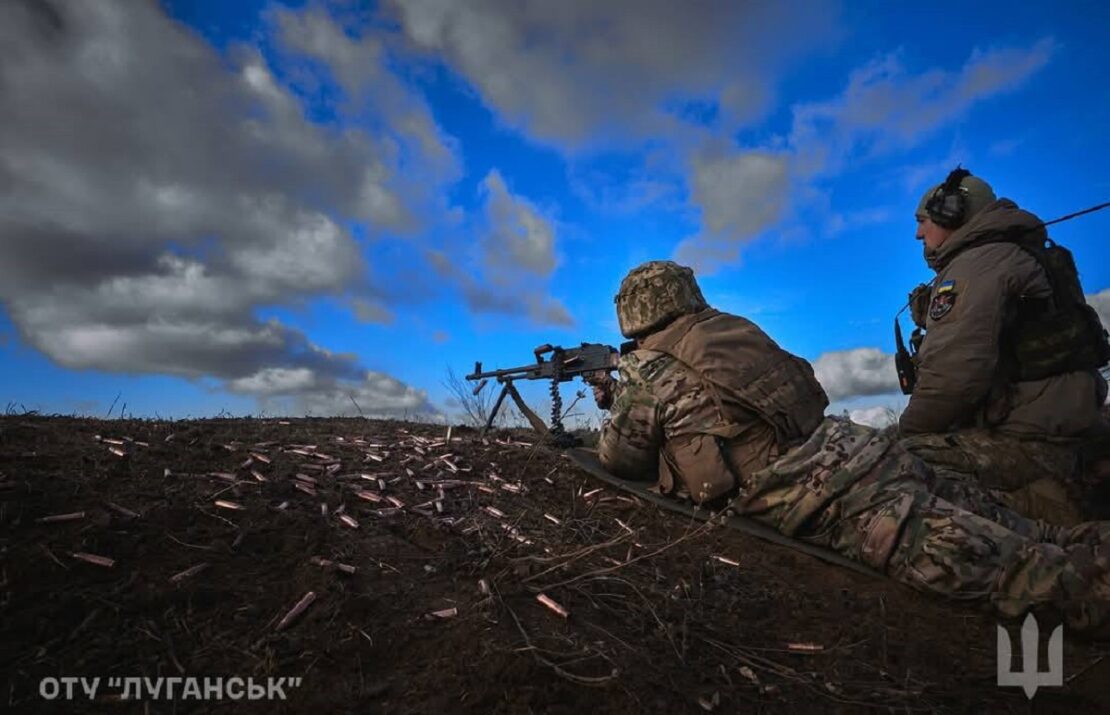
xmin=615 ymin=260 xmax=708 ymax=338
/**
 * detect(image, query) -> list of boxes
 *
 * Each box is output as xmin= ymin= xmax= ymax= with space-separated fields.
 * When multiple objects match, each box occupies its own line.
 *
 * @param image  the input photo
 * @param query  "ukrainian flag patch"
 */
xmin=937 ymin=280 xmax=956 ymax=294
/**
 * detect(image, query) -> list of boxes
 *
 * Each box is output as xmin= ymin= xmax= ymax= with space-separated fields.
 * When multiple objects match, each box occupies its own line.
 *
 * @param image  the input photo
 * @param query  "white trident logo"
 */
xmin=997 ymin=613 xmax=1064 ymax=699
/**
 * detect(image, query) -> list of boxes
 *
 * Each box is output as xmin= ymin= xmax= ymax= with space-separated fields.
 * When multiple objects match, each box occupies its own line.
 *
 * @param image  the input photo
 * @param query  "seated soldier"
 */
xmin=899 ymin=168 xmax=1109 ymax=525
xmin=589 ymin=260 xmax=1110 ymax=637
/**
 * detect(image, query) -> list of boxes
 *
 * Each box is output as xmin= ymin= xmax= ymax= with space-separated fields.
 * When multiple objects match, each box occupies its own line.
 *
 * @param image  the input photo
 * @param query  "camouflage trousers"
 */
xmin=731 ymin=417 xmax=1110 ymax=636
xmin=900 ymin=429 xmax=1085 ymax=526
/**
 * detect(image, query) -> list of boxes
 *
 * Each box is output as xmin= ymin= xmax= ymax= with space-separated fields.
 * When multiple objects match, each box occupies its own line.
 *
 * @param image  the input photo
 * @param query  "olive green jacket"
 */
xmin=899 ymin=199 xmax=1106 ymax=437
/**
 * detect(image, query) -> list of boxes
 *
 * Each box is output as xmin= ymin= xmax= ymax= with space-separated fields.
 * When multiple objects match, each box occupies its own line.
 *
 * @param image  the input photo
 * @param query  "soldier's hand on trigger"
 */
xmin=909 ymin=283 xmax=931 ymax=329
xmin=583 ymin=371 xmax=617 ymax=410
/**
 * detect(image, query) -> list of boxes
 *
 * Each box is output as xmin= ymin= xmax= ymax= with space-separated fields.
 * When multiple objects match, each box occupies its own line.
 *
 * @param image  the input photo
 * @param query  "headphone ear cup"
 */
xmin=924 ymin=189 xmax=950 ymax=227
xmin=939 ymin=193 xmax=965 ymax=228
xmin=925 ymin=166 xmax=972 ymax=228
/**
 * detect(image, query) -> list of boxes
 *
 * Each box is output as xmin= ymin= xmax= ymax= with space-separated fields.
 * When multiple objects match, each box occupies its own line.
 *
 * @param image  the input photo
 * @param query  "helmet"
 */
xmin=615 ymin=260 xmax=708 ymax=338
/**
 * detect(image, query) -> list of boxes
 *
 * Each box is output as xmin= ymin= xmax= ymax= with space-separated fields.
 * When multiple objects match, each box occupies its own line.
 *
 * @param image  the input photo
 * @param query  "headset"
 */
xmin=924 ymin=166 xmax=972 ymax=229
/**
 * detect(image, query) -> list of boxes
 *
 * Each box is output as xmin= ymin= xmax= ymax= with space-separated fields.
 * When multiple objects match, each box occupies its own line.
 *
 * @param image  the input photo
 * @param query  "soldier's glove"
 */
xmin=909 ymin=283 xmax=931 ymax=329
xmin=583 ymin=371 xmax=617 ymax=411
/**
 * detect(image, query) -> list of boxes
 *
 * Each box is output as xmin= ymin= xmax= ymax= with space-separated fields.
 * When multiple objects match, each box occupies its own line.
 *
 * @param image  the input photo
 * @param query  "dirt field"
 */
xmin=2 ymin=414 xmax=1109 ymax=714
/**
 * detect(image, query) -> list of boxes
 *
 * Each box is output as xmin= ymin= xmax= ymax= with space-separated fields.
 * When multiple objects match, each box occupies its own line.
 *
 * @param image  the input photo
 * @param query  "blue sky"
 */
xmin=1 ymin=0 xmax=1107 ymax=425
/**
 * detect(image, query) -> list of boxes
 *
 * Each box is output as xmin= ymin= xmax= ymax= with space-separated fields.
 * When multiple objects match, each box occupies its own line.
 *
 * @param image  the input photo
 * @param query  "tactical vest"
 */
xmin=960 ymin=232 xmax=1110 ymax=382
xmin=640 ymin=309 xmax=829 ymax=451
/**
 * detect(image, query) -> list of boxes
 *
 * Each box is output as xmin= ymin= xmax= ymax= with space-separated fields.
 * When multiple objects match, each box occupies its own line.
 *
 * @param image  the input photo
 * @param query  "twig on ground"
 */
xmin=517 ymin=532 xmax=631 ymax=574
xmin=39 ymin=544 xmax=69 ymax=570
xmin=166 ymin=533 xmax=217 ymax=551
xmin=538 ymin=518 xmax=716 ymax=591
xmin=498 ymin=588 xmax=618 ymax=687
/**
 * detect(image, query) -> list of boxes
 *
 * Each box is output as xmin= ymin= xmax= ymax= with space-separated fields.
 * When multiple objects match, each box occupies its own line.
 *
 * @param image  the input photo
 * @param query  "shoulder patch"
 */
xmin=928 ymin=290 xmax=957 ymax=321
xmin=936 ymin=280 xmax=956 ymax=294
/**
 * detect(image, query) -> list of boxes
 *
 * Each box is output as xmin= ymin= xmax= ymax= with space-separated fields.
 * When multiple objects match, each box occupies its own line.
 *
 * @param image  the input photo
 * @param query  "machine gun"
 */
xmin=466 ymin=343 xmax=621 ymax=444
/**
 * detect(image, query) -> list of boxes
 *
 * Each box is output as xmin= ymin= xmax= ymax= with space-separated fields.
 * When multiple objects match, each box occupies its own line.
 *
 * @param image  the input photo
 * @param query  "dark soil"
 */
xmin=1 ymin=415 xmax=1108 ymax=714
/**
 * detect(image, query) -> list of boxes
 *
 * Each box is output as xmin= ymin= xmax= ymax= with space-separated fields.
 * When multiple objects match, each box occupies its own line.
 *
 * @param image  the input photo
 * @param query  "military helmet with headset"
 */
xmin=917 ymin=166 xmax=997 ymax=229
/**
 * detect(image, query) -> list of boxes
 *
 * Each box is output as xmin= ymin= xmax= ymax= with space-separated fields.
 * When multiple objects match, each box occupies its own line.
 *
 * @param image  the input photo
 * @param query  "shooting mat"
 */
xmin=565 ymin=448 xmax=880 ymax=578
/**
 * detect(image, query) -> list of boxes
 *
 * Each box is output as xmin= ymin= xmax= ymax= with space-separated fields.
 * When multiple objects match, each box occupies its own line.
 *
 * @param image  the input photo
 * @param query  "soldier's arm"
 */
xmin=899 ymin=244 xmax=1034 ymax=434
xmin=597 ymin=356 xmax=664 ymax=481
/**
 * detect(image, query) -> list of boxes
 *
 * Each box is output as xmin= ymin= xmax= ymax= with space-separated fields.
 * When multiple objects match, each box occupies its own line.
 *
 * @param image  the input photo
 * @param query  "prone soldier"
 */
xmin=590 ymin=260 xmax=1110 ymax=637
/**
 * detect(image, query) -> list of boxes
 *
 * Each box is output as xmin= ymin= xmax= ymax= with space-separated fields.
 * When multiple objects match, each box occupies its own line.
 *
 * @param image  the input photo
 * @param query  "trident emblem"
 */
xmin=997 ymin=613 xmax=1063 ymax=699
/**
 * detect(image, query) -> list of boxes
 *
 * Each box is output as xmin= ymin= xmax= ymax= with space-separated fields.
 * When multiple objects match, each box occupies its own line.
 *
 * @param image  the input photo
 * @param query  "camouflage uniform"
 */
xmin=599 ymin=260 xmax=1110 ymax=636
xmin=900 ymin=430 xmax=1085 ymax=526
xmin=600 ymin=351 xmax=1110 ymax=634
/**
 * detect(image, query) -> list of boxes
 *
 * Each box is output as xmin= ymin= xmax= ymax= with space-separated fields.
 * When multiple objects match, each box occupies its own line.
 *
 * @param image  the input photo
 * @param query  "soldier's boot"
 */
xmin=1055 ymin=520 xmax=1110 ymax=551
xmin=993 ymin=539 xmax=1110 ymax=638
xmin=862 ymin=487 xmax=1110 ymax=638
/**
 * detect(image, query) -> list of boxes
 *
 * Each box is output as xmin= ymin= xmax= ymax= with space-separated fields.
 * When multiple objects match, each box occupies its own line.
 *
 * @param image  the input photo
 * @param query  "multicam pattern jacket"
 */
xmin=597 ymin=310 xmax=826 ymax=503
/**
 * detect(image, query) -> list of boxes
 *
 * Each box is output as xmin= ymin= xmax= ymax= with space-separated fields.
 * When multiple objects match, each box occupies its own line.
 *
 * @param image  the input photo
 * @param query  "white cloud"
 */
xmin=481 ymin=171 xmax=557 ymax=277
xmin=351 ymin=299 xmax=396 ymax=325
xmin=848 ymin=405 xmax=900 ymax=429
xmin=691 ymin=150 xmax=789 ymax=237
xmin=388 ymin=0 xmax=1055 ymax=275
xmin=824 ymin=207 xmax=894 ymax=237
xmin=228 ymin=203 xmax=364 ymax=293
xmin=789 ymin=41 xmax=1056 ymax=177
xmin=569 ymin=166 xmax=681 ymax=216
xmin=275 ymin=8 xmax=459 ymax=182
xmin=673 ymin=239 xmax=745 ymax=275
xmin=0 ymin=0 xmax=446 ymax=416
xmin=677 ymin=39 xmax=1057 ymax=267
xmin=424 ymin=170 xmax=572 ymax=327
xmin=674 ymin=148 xmax=789 ymax=270
xmin=427 ymin=250 xmax=573 ymax=328
xmin=813 ymin=347 xmax=901 ymax=401
xmin=230 ymin=367 xmax=318 ymax=394
xmin=236 ymin=367 xmax=437 ymax=419
xmin=387 ymin=0 xmax=838 ymax=148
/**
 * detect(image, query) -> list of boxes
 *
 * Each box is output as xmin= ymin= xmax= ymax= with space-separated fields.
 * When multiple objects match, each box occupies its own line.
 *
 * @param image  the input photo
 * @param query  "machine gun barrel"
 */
xmin=465 ymin=362 xmax=544 ymax=383
xmin=466 ymin=343 xmax=618 ymax=384
xmin=463 ymin=342 xmax=620 ymax=442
